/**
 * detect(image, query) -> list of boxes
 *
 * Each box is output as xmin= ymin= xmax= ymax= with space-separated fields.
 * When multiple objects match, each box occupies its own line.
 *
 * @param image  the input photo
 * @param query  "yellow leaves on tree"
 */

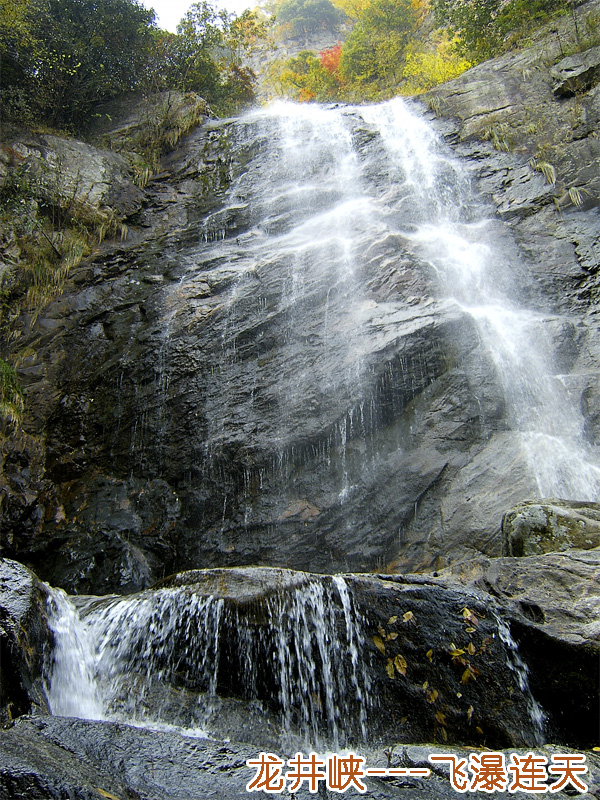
xmin=401 ymin=31 xmax=470 ymax=94
xmin=329 ymin=0 xmax=370 ymax=21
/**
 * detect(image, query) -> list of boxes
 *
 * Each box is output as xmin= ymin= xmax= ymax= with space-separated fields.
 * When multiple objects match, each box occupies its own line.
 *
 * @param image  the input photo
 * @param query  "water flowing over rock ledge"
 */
xmin=1 ymin=558 xmax=599 ymax=797
xmin=2 ymin=559 xmax=599 ymax=748
xmin=3 ymin=96 xmax=600 ymax=594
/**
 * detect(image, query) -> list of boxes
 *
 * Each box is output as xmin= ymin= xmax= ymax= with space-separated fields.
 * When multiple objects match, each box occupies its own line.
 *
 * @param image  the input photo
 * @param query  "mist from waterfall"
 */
xmin=238 ymin=98 xmax=600 ymax=502
xmin=121 ymin=95 xmax=600 ymax=575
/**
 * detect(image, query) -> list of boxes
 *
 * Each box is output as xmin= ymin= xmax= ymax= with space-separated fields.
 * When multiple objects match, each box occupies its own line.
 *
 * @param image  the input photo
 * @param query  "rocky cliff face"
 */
xmin=1 ymin=17 xmax=600 ymax=796
xmin=1 ymin=6 xmax=600 ymax=598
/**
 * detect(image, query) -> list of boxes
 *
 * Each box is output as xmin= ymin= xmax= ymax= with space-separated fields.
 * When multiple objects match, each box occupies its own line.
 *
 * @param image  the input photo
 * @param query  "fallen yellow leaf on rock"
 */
xmin=426 ymin=688 xmax=438 ymax=703
xmin=394 ymin=654 xmax=407 ymax=676
xmin=94 ymin=789 xmax=121 ymax=800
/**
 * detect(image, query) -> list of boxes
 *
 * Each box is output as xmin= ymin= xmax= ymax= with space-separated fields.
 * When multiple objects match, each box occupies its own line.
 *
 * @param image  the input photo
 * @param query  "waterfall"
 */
xmin=43 ymin=572 xmax=371 ymax=748
xmin=40 ymin=98 xmax=598 ymax=751
xmin=357 ymin=98 xmax=600 ymax=500
xmin=143 ymin=97 xmax=600 ymax=571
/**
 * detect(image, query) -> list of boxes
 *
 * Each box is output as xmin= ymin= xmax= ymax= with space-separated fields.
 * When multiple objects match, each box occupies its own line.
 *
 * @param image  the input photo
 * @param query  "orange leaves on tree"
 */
xmin=298 ymin=87 xmax=317 ymax=101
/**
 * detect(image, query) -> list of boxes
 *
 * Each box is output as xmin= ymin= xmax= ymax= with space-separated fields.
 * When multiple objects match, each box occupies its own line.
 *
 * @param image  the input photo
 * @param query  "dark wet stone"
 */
xmin=1 ymin=716 xmax=598 ymax=800
xmin=0 ymin=559 xmax=51 ymax=722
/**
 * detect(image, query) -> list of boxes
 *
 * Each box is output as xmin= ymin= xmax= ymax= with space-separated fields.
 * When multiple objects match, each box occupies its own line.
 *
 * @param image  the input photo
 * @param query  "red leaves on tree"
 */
xmin=319 ymin=43 xmax=342 ymax=74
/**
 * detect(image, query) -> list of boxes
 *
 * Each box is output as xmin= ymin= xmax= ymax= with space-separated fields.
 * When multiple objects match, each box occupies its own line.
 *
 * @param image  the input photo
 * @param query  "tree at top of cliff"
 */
xmin=0 ymin=0 xmax=269 ymax=131
xmin=275 ymin=0 xmax=347 ymax=37
xmin=339 ymin=0 xmax=419 ymax=87
xmin=431 ymin=0 xmax=572 ymax=61
xmin=0 ymin=0 xmax=156 ymax=130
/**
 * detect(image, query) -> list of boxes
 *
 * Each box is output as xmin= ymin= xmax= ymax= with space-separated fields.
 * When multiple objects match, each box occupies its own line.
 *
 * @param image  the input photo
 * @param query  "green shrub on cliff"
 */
xmin=276 ymin=0 xmax=346 ymax=36
xmin=0 ymin=358 xmax=24 ymax=426
xmin=0 ymin=0 xmax=156 ymax=131
xmin=0 ymin=0 xmax=266 ymax=132
xmin=431 ymin=0 xmax=570 ymax=61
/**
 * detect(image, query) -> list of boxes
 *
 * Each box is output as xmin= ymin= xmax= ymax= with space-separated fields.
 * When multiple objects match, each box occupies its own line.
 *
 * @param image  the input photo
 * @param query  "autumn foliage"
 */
xmin=271 ymin=0 xmax=473 ymax=103
xmin=319 ymin=43 xmax=342 ymax=73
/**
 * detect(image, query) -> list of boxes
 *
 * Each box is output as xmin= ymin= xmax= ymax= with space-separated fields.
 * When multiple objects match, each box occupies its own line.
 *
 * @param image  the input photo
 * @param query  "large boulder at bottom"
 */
xmin=0 ymin=716 xmax=598 ymax=800
xmin=0 ymin=558 xmax=51 ymax=722
xmin=503 ymin=499 xmax=600 ymax=556
xmin=440 ymin=548 xmax=600 ymax=748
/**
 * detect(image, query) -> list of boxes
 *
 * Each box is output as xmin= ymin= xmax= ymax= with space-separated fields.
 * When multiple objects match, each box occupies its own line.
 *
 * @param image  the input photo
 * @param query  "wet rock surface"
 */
xmin=2 ymin=102 xmax=515 ymax=589
xmin=0 ymin=559 xmax=51 ymax=722
xmin=7 ymin=87 xmax=599 ymax=589
xmin=440 ymin=549 xmax=600 ymax=748
xmin=1 ymin=716 xmax=599 ymax=800
xmin=441 ymin=549 xmax=600 ymax=649
xmin=1 ymin=558 xmax=599 ymax=794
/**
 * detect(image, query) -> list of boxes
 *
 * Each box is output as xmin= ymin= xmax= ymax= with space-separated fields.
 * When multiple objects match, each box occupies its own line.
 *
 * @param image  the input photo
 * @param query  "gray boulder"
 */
xmin=1 ymin=715 xmax=598 ymax=800
xmin=440 ymin=548 xmax=600 ymax=747
xmin=503 ymin=499 xmax=600 ymax=556
xmin=2 ymin=134 xmax=144 ymax=223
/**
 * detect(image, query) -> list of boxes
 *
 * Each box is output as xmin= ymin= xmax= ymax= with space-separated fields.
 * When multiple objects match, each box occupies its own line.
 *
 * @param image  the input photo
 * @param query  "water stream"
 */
xmin=43 ymin=98 xmax=599 ymax=748
xmin=145 ymin=98 xmax=600 ymax=551
xmin=44 ymin=575 xmax=371 ymax=748
xmin=357 ymin=98 xmax=600 ymax=499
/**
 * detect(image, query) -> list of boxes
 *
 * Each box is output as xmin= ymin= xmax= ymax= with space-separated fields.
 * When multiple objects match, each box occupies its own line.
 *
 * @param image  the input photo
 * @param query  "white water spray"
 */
xmin=496 ymin=616 xmax=546 ymax=744
xmin=360 ymin=98 xmax=600 ymax=500
xmin=44 ymin=575 xmax=371 ymax=747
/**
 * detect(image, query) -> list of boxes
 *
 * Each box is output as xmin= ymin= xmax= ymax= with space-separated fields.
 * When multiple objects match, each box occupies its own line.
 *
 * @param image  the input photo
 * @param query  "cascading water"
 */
xmin=43 ymin=572 xmax=371 ymax=748
xmin=127 ymin=97 xmax=600 ymax=578
xmin=42 ymin=99 xmax=599 ymax=752
xmin=495 ymin=615 xmax=546 ymax=745
xmin=358 ymin=98 xmax=600 ymax=501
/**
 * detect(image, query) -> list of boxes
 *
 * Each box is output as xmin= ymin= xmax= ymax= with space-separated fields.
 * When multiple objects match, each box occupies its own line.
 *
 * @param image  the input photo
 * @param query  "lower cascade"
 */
xmin=38 ymin=564 xmax=576 ymax=754
xmin=44 ymin=570 xmax=371 ymax=748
